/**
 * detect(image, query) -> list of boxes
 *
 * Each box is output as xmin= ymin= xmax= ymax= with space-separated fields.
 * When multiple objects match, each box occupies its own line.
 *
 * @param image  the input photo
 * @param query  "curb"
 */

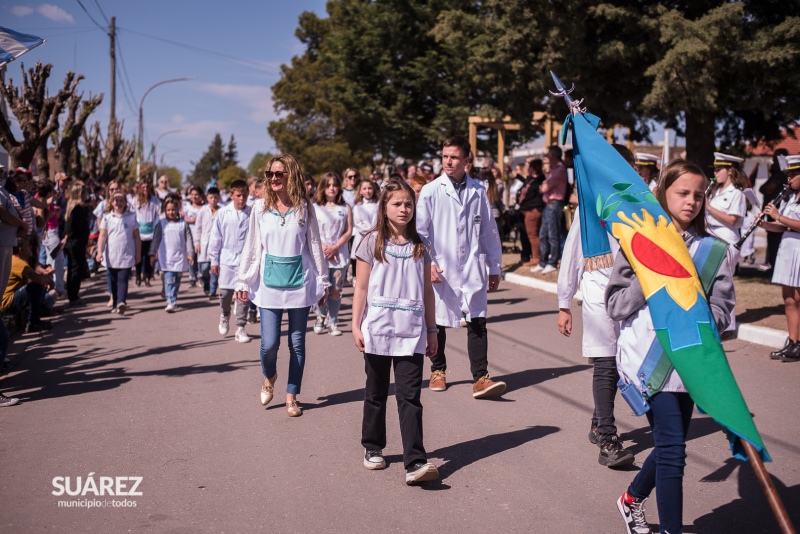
xmin=502 ymin=271 xmax=787 ymax=349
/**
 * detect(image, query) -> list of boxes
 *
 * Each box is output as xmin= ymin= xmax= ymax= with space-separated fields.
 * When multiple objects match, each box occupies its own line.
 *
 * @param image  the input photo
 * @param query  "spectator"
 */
xmin=519 ymin=160 xmax=546 ymax=269
xmin=155 ymin=175 xmax=173 ymax=201
xmin=533 ymin=146 xmax=568 ymax=275
xmin=2 ymin=235 xmax=55 ymax=333
xmin=64 ymin=183 xmax=91 ymax=304
xmin=409 ymin=174 xmax=427 ymax=201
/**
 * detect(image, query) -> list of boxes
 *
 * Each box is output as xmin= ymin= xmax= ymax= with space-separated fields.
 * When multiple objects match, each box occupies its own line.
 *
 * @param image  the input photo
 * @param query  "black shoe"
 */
xmin=405 ymin=461 xmax=439 ymax=485
xmin=135 ymin=278 xmax=142 ymax=287
xmin=588 ymin=425 xmax=599 ymax=445
xmin=599 ymin=436 xmax=635 ymax=467
xmin=781 ymin=342 xmax=800 ymax=363
xmin=771 ymin=339 xmax=796 ymax=360
xmin=26 ymin=320 xmax=53 ymax=333
xmin=363 ymin=449 xmax=386 ymax=470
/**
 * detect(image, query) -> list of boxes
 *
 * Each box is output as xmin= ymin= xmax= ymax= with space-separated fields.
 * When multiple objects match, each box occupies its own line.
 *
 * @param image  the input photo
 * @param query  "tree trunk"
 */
xmin=35 ymin=143 xmax=50 ymax=179
xmin=684 ymin=111 xmax=716 ymax=173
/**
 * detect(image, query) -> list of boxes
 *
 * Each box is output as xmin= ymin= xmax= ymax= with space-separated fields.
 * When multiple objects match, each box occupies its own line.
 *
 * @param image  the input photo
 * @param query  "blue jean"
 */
xmin=539 ymin=201 xmax=564 ymax=267
xmin=199 ymin=262 xmax=218 ymax=295
xmin=164 ymin=271 xmax=182 ymax=305
xmin=318 ymin=267 xmax=345 ymax=324
xmin=628 ymin=391 xmax=694 ymax=534
xmin=108 ymin=268 xmax=131 ymax=307
xmin=188 ymin=251 xmax=198 ymax=282
xmin=259 ymin=306 xmax=310 ymax=395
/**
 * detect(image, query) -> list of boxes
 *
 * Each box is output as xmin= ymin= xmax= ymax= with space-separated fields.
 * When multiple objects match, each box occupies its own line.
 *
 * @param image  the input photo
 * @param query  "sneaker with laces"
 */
xmin=530 ymin=264 xmax=544 ymax=273
xmin=117 ymin=302 xmax=127 ymax=315
xmin=405 ymin=461 xmax=439 ymax=485
xmin=617 ymin=492 xmax=652 ymax=534
xmin=165 ymin=303 xmax=177 ymax=313
xmin=364 ymin=449 xmax=387 ymax=470
xmin=588 ymin=425 xmax=599 ymax=445
xmin=541 ymin=264 xmax=557 ymax=275
xmin=219 ymin=314 xmax=230 ymax=336
xmin=235 ymin=327 xmax=251 ymax=343
xmin=600 ymin=436 xmax=635 ymax=467
xmin=329 ymin=321 xmax=343 ymax=336
xmin=472 ymin=374 xmax=507 ymax=399
xmin=0 ymin=393 xmax=20 ymax=407
xmin=313 ymin=316 xmax=326 ymax=334
xmin=429 ymin=370 xmax=447 ymax=392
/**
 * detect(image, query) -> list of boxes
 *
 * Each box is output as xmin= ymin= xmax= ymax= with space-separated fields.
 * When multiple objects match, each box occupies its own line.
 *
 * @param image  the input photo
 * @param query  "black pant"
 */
xmin=590 ymin=357 xmax=619 ymax=444
xmin=430 ymin=318 xmax=489 ymax=381
xmin=65 ymin=243 xmax=86 ymax=302
xmin=108 ymin=267 xmax=131 ymax=307
xmin=361 ymin=353 xmax=426 ymax=469
xmin=516 ymin=213 xmax=532 ymax=261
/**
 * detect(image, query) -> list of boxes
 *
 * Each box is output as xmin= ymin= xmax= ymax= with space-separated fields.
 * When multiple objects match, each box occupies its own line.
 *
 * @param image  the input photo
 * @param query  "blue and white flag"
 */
xmin=0 ymin=27 xmax=45 ymax=67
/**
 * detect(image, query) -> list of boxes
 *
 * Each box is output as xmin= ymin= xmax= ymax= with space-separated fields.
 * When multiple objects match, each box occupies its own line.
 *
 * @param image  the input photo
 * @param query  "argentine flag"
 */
xmin=0 ymin=27 xmax=45 ymax=67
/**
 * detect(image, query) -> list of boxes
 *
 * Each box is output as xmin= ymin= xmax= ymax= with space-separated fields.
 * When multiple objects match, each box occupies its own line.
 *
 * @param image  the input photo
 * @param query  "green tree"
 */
xmin=247 ymin=151 xmax=274 ymax=176
xmin=188 ymin=133 xmax=224 ymax=187
xmin=159 ymin=166 xmax=183 ymax=189
xmin=217 ymin=165 xmax=247 ymax=190
xmin=224 ymin=134 xmax=238 ymax=169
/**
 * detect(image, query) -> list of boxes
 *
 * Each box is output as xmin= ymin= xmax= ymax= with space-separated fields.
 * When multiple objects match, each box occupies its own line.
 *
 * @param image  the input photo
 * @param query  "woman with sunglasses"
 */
xmin=236 ymin=155 xmax=329 ymax=417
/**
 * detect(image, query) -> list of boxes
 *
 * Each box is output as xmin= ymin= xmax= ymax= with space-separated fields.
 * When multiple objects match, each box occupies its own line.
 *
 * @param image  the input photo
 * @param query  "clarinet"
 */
xmin=735 ymin=184 xmax=793 ymax=250
xmin=705 ymin=177 xmax=717 ymax=197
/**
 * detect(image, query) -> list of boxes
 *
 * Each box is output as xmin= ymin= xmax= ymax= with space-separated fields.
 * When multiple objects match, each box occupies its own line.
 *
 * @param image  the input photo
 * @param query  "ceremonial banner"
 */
xmin=557 ymin=77 xmax=769 ymax=462
xmin=0 ymin=27 xmax=45 ymax=67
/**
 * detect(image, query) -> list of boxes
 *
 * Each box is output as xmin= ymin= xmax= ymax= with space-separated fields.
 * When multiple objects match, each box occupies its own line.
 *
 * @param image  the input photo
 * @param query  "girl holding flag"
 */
xmin=606 ymin=160 xmax=735 ymax=534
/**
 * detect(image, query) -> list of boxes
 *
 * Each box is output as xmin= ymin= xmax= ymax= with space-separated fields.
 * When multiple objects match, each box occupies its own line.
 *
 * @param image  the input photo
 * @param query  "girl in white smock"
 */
xmin=350 ymin=179 xmax=378 ymax=282
xmin=312 ymin=172 xmax=353 ymax=336
xmin=236 ymin=155 xmax=328 ymax=418
xmin=131 ymin=181 xmax=161 ymax=287
xmin=762 ymin=157 xmax=800 ymax=362
xmin=150 ymin=196 xmax=194 ymax=313
xmin=351 ymin=179 xmax=440 ymax=486
xmin=94 ymin=192 xmax=141 ymax=315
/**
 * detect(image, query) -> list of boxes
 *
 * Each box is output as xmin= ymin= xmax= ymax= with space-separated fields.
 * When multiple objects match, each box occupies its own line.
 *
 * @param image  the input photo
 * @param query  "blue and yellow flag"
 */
xmin=564 ymin=109 xmax=769 ymax=462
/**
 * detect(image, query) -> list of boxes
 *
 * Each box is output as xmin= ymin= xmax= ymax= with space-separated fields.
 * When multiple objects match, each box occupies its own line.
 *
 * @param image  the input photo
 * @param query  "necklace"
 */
xmin=273 ymin=205 xmax=294 ymax=226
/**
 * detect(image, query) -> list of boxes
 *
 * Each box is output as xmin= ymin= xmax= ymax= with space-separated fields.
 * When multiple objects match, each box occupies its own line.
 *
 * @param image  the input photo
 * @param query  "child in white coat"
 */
xmin=352 ymin=179 xmax=439 ymax=485
xmin=150 ymin=196 xmax=194 ymax=312
xmin=208 ymin=180 xmax=252 ymax=342
xmin=195 ymin=187 xmax=221 ymax=298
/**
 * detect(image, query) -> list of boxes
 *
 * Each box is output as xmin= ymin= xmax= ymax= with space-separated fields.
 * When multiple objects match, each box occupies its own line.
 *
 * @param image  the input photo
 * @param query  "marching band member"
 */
xmin=634 ymin=153 xmax=661 ymax=192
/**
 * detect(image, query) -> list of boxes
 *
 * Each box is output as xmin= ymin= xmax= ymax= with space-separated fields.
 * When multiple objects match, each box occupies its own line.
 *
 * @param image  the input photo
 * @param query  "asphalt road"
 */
xmin=1 ymin=275 xmax=798 ymax=533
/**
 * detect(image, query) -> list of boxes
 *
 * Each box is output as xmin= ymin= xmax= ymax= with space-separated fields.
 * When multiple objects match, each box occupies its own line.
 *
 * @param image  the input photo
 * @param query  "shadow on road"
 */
xmin=498 ymin=364 xmax=591 ymax=391
xmin=486 ymin=309 xmax=557 ymax=323
xmin=423 ymin=425 xmax=561 ymax=483
xmin=683 ymin=459 xmax=800 ymax=533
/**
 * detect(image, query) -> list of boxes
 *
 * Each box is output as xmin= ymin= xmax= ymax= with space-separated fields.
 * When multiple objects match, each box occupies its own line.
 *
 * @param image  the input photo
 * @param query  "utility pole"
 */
xmin=109 ymin=16 xmax=116 ymax=125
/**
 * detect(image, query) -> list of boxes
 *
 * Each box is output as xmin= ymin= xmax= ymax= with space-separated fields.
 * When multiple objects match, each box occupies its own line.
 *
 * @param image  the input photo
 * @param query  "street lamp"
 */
xmin=136 ymin=77 xmax=192 ymax=177
xmin=152 ymin=129 xmax=182 ymax=182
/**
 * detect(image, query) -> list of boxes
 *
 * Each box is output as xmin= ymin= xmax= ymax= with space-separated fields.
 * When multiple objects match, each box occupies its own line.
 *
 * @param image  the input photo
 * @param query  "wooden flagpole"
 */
xmin=742 ymin=440 xmax=796 ymax=534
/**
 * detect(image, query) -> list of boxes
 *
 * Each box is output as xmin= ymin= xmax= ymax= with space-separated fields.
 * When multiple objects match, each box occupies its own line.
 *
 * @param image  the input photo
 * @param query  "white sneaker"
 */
xmin=329 ymin=322 xmax=342 ymax=336
xmin=165 ymin=303 xmax=177 ymax=313
xmin=541 ymin=264 xmax=557 ymax=275
xmin=219 ymin=314 xmax=230 ymax=336
xmin=235 ymin=327 xmax=251 ymax=343
xmin=530 ymin=264 xmax=544 ymax=273
xmin=313 ymin=316 xmax=326 ymax=334
xmin=117 ymin=302 xmax=127 ymax=315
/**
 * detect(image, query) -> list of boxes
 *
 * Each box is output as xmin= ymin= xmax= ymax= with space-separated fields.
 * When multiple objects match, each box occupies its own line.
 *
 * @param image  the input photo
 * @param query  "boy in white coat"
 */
xmin=208 ymin=180 xmax=252 ymax=343
xmin=416 ymin=135 xmax=506 ymax=399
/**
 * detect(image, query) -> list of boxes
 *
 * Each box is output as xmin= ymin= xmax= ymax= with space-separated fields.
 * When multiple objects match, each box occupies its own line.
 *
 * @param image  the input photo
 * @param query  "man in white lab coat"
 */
xmin=416 ymin=135 xmax=506 ymax=399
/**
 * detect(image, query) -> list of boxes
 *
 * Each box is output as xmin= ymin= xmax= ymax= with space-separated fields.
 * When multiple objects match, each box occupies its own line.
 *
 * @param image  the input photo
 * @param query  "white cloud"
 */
xmin=37 ymin=3 xmax=75 ymax=24
xmin=197 ymin=83 xmax=276 ymax=123
xmin=11 ymin=6 xmax=34 ymax=16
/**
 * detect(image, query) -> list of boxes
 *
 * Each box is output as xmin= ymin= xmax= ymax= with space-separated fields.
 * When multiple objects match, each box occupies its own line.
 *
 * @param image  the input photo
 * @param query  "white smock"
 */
xmin=100 ymin=211 xmax=138 ymax=269
xmin=132 ymin=196 xmax=161 ymax=241
xmin=194 ymin=204 xmax=216 ymax=263
xmin=207 ymin=204 xmax=252 ymax=290
xmin=154 ymin=219 xmax=191 ymax=272
xmin=772 ymin=193 xmax=800 ymax=288
xmin=236 ymin=199 xmax=328 ymax=309
xmin=416 ymin=174 xmax=503 ymax=327
xmin=356 ymin=232 xmax=429 ymax=356
xmin=314 ymin=203 xmax=350 ymax=269
xmin=351 ymin=201 xmax=378 ymax=259
xmin=557 ymin=207 xmax=620 ymax=358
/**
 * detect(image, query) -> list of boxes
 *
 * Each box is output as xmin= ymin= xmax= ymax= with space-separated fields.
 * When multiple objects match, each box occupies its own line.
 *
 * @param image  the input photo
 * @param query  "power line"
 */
xmin=119 ymin=27 xmax=278 ymax=73
xmin=115 ymin=34 xmax=138 ymax=116
xmin=74 ymin=0 xmax=107 ymax=33
xmin=92 ymin=0 xmax=111 ymax=25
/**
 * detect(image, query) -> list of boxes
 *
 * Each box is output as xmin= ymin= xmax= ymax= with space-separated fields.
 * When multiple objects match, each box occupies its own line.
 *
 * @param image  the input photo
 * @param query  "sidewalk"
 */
xmin=502 ymin=270 xmax=789 ymax=349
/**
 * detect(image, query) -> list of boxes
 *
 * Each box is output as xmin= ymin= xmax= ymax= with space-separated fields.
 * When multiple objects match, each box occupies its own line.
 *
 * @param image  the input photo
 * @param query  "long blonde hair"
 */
xmin=65 ymin=183 xmax=85 ymax=221
xmin=263 ymin=154 xmax=308 ymax=219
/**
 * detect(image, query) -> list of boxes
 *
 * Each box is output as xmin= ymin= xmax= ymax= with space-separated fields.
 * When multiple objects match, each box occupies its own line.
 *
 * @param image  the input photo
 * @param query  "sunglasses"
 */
xmin=264 ymin=171 xmax=287 ymax=179
xmin=346 ymin=174 xmax=356 ymax=179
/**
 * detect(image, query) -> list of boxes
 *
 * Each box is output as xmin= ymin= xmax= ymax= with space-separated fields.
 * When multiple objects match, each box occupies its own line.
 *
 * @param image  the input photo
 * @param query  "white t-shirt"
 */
xmin=100 ymin=212 xmax=138 ymax=269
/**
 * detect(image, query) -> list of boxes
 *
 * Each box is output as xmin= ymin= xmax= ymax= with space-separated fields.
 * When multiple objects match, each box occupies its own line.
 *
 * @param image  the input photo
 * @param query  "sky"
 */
xmin=3 ymin=0 xmax=328 ymax=178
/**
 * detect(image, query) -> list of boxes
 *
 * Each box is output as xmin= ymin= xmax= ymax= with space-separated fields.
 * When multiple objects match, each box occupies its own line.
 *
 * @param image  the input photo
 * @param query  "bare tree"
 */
xmin=0 ymin=62 xmax=84 ymax=177
xmin=55 ymin=91 xmax=104 ymax=175
xmin=83 ymin=120 xmax=135 ymax=183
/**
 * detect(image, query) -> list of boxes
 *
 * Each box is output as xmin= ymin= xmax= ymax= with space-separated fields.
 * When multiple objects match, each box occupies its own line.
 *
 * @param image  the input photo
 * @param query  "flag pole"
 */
xmin=741 ymin=441 xmax=796 ymax=534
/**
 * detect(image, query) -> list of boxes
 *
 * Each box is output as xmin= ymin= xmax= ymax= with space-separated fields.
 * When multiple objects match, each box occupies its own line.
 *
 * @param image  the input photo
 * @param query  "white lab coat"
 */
xmin=194 ymin=204 xmax=217 ymax=263
xmin=416 ymin=174 xmax=502 ymax=328
xmin=207 ymin=204 xmax=252 ymax=290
